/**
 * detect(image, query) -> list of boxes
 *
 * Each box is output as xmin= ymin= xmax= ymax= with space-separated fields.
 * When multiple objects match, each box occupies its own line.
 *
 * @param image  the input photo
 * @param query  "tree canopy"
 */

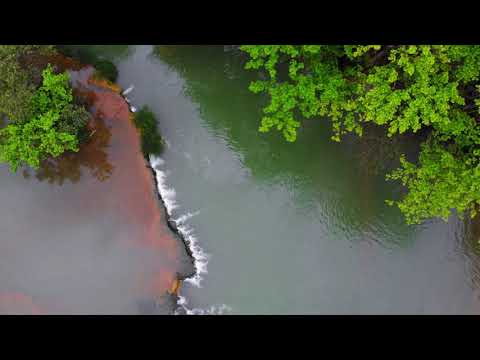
xmin=0 ymin=56 xmax=90 ymax=172
xmin=240 ymin=45 xmax=480 ymax=224
xmin=0 ymin=45 xmax=54 ymax=121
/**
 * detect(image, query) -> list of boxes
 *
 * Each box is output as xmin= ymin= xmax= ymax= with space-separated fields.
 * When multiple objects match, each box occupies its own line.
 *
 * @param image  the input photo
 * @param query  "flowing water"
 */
xmin=0 ymin=62 xmax=192 ymax=314
xmin=3 ymin=45 xmax=480 ymax=314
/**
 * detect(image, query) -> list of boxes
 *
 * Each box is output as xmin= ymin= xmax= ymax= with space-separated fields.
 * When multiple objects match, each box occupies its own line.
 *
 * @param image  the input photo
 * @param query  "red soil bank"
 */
xmin=74 ymin=69 xmax=182 ymax=300
xmin=0 ymin=64 xmax=183 ymax=314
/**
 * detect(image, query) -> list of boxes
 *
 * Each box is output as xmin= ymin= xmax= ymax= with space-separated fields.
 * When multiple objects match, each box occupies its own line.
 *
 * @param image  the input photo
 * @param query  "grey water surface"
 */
xmin=7 ymin=44 xmax=480 ymax=314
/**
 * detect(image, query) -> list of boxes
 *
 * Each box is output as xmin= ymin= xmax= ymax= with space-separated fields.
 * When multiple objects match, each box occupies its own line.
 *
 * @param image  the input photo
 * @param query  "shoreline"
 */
xmin=19 ymin=50 xmax=200 ymax=314
xmin=64 ymin=58 xmax=198 ymax=314
xmin=116 ymin=78 xmax=198 ymax=313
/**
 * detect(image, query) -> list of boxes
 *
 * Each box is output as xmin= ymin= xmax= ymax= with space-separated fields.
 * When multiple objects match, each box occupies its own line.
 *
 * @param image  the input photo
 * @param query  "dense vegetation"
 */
xmin=240 ymin=45 xmax=480 ymax=225
xmin=57 ymin=46 xmax=118 ymax=82
xmin=132 ymin=106 xmax=164 ymax=156
xmin=0 ymin=45 xmax=52 ymax=122
xmin=0 ymin=46 xmax=90 ymax=171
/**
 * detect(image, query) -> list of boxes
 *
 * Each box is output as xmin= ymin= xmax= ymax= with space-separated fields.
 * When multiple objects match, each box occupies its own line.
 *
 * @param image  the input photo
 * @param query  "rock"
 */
xmin=168 ymin=219 xmax=178 ymax=232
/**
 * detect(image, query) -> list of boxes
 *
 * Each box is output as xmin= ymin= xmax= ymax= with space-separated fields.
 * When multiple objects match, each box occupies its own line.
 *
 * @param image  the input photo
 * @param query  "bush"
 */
xmin=0 ymin=64 xmax=90 ymax=171
xmin=132 ymin=106 xmax=164 ymax=156
xmin=93 ymin=59 xmax=118 ymax=82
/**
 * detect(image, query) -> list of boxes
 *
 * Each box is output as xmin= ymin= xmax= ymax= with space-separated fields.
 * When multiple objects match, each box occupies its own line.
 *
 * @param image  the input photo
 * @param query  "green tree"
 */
xmin=0 ymin=45 xmax=54 ymax=122
xmin=241 ymin=45 xmax=480 ymax=224
xmin=0 ymin=64 xmax=89 ymax=171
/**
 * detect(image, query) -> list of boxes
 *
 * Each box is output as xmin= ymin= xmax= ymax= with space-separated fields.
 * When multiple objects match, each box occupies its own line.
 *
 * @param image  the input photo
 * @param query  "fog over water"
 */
xmin=0 ymin=65 xmax=190 ymax=314
xmin=1 ymin=45 xmax=480 ymax=314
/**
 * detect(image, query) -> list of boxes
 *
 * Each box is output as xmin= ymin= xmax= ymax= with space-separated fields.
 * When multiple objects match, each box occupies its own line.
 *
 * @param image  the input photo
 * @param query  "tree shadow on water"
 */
xmin=23 ymin=110 xmax=115 ymax=186
xmin=152 ymin=45 xmax=418 ymax=248
xmin=459 ymin=216 xmax=480 ymax=292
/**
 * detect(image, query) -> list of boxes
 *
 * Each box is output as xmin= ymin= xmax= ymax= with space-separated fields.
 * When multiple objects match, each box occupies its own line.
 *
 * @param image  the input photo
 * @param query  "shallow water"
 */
xmin=3 ymin=45 xmax=480 ymax=314
xmin=95 ymin=45 xmax=480 ymax=314
xmin=0 ymin=64 xmax=190 ymax=314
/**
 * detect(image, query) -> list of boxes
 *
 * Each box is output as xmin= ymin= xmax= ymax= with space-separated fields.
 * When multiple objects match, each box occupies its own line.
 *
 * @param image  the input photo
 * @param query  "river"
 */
xmin=3 ymin=45 xmax=480 ymax=314
xmin=0 ymin=58 xmax=193 ymax=314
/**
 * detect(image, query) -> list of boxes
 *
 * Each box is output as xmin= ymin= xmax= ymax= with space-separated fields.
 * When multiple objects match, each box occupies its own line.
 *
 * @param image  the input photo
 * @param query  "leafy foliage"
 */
xmin=0 ymin=64 xmax=90 ymax=171
xmin=0 ymin=45 xmax=54 ymax=121
xmin=241 ymin=45 xmax=480 ymax=224
xmin=94 ymin=59 xmax=118 ymax=82
xmin=132 ymin=106 xmax=164 ymax=156
xmin=386 ymin=137 xmax=480 ymax=224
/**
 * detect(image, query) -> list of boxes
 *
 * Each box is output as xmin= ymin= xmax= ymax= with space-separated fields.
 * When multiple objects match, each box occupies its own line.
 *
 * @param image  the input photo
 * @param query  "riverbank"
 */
xmin=0 ymin=53 xmax=195 ymax=314
xmin=4 ymin=45 xmax=479 ymax=314
xmin=102 ymin=45 xmax=480 ymax=314
xmin=68 ymin=64 xmax=197 ymax=311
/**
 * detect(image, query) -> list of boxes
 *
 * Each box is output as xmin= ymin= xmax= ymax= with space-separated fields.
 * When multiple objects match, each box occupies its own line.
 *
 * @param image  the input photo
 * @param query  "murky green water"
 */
xmin=21 ymin=45 xmax=480 ymax=313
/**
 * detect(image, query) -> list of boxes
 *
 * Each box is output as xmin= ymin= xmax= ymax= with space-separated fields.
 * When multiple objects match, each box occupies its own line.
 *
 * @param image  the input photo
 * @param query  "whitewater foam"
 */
xmin=149 ymin=155 xmax=208 ymax=288
xmin=125 ymin=89 xmax=222 ymax=314
xmin=176 ymin=296 xmax=232 ymax=315
xmin=148 ymin=164 xmax=230 ymax=314
xmin=175 ymin=210 xmax=201 ymax=225
xmin=149 ymin=157 xmax=178 ymax=214
xmin=122 ymin=85 xmax=135 ymax=96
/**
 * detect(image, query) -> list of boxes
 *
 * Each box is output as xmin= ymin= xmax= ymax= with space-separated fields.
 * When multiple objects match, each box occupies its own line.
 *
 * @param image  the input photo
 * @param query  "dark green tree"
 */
xmin=132 ymin=105 xmax=164 ymax=156
xmin=0 ymin=45 xmax=54 ymax=121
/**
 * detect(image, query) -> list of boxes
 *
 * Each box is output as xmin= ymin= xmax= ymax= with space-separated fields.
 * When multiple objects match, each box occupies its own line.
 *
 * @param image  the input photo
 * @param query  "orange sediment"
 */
xmin=170 ymin=279 xmax=182 ymax=295
xmin=88 ymin=75 xmax=122 ymax=93
xmin=77 ymin=68 xmax=183 ymax=303
xmin=0 ymin=55 xmax=187 ymax=314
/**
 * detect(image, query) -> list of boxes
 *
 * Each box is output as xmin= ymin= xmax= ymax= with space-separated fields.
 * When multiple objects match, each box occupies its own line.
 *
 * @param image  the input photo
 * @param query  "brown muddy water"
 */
xmin=0 ymin=65 xmax=193 ymax=314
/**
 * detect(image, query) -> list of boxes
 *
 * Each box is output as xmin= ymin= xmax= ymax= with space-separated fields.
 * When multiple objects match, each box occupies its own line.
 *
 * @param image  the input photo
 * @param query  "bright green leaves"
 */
xmin=241 ymin=44 xmax=480 ymax=225
xmin=0 ymin=64 xmax=88 ymax=172
xmin=288 ymin=59 xmax=304 ymax=79
xmin=448 ymin=45 xmax=480 ymax=83
xmin=386 ymin=139 xmax=480 ymax=224
xmin=258 ymin=81 xmax=300 ymax=142
xmin=32 ymin=64 xmax=73 ymax=114
xmin=359 ymin=45 xmax=465 ymax=137
xmin=0 ymin=111 xmax=77 ymax=171
xmin=241 ymin=45 xmax=480 ymax=143
xmin=344 ymin=45 xmax=381 ymax=59
xmin=241 ymin=45 xmax=359 ymax=142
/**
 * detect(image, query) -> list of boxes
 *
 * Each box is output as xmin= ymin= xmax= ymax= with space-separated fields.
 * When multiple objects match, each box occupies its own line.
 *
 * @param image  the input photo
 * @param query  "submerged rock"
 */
xmin=168 ymin=219 xmax=178 ymax=232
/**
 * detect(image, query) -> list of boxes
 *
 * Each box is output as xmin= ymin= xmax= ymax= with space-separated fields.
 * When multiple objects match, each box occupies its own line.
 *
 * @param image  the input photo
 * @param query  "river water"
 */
xmin=0 ymin=60 xmax=192 ymax=314
xmin=4 ymin=45 xmax=480 ymax=314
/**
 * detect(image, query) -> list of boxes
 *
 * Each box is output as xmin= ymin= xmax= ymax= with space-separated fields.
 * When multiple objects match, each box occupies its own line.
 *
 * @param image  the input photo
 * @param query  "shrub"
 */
xmin=94 ymin=59 xmax=118 ymax=82
xmin=0 ymin=64 xmax=90 ymax=171
xmin=132 ymin=106 xmax=164 ymax=156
